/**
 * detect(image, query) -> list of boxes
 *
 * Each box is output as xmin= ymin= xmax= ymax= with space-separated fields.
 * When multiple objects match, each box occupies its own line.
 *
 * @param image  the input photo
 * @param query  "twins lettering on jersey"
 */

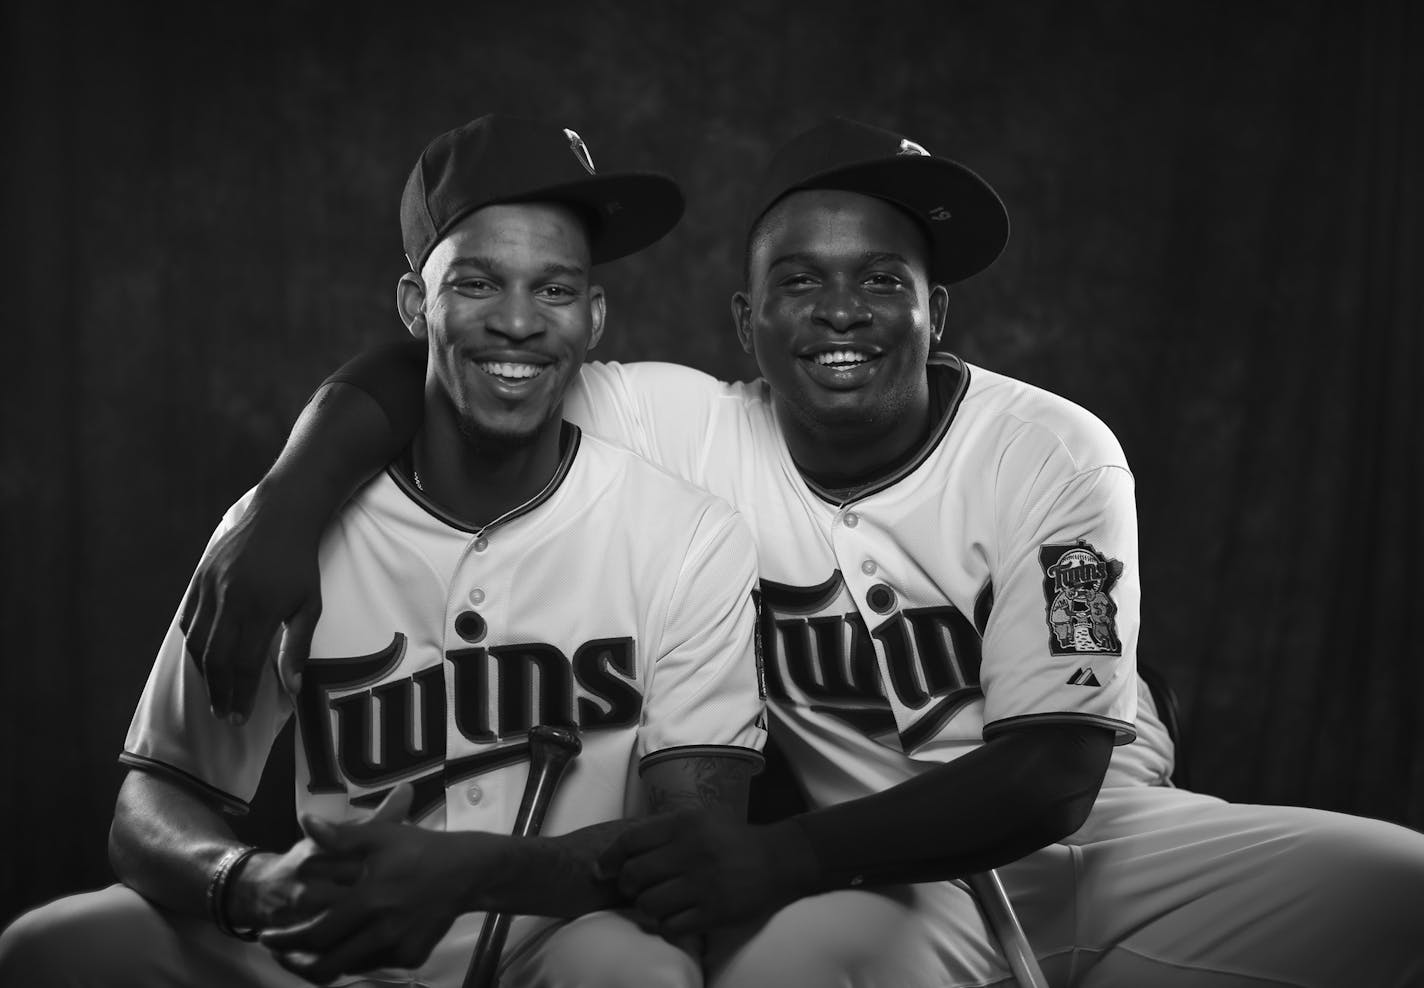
xmin=757 ymin=570 xmax=987 ymax=753
xmin=295 ymin=632 xmax=640 ymax=817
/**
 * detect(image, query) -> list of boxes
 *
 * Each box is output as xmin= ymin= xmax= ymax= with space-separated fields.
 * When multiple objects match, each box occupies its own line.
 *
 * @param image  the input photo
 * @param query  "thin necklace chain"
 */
xmin=411 ymin=460 xmax=562 ymax=540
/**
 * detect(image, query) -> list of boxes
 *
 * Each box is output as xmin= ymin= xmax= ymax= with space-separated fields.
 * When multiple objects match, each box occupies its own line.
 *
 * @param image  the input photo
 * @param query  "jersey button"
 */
xmin=469 ymin=588 xmax=486 ymax=605
xmin=867 ymin=583 xmax=897 ymax=614
xmin=843 ymin=512 xmax=859 ymax=528
xmin=455 ymin=610 xmax=487 ymax=643
xmin=861 ymin=560 xmax=877 ymax=575
xmin=474 ymin=537 xmax=489 ymax=552
xmin=465 ymin=784 xmax=483 ymax=805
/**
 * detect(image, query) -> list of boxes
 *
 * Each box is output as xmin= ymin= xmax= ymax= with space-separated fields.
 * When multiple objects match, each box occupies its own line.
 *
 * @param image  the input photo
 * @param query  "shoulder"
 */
xmin=576 ymin=360 xmax=765 ymax=411
xmin=577 ymin=433 xmax=739 ymax=517
xmin=959 ymin=361 xmax=1129 ymax=474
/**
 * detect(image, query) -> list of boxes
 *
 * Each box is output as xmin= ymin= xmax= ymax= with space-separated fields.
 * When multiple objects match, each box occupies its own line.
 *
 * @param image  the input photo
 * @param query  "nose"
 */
xmin=811 ymin=278 xmax=871 ymax=334
xmin=485 ymin=290 xmax=544 ymax=341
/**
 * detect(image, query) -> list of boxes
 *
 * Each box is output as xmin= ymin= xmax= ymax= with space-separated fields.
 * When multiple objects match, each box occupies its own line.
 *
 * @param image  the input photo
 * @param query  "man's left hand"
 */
xmin=598 ymin=811 xmax=818 ymax=935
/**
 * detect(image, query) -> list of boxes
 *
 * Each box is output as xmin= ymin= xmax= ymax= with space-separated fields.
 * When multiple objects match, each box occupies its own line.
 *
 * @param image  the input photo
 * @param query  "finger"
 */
xmin=616 ymin=840 xmax=694 ymax=898
xmin=303 ymin=814 xmax=399 ymax=855
xmin=596 ymin=815 xmax=680 ymax=877
xmin=367 ymin=782 xmax=413 ymax=824
xmin=268 ymin=877 xmax=357 ymax=927
xmin=631 ymin=875 xmax=699 ymax=926
xmin=294 ymin=856 xmax=364 ymax=885
xmin=180 ymin=581 xmax=215 ymax=685
xmin=261 ymin=900 xmax=365 ymax=955
xmin=222 ymin=615 xmax=283 ymax=725
xmin=178 ymin=576 xmax=207 ymax=644
xmin=302 ymin=816 xmax=350 ymax=852
xmin=277 ymin=599 xmax=321 ymax=695
xmin=269 ymin=915 xmax=397 ymax=985
xmin=271 ymin=949 xmax=332 ymax=986
xmin=651 ymin=904 xmax=711 ymax=939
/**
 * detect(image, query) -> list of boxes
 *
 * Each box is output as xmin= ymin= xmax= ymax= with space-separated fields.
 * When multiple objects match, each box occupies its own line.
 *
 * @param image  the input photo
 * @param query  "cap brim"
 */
xmin=501 ymin=172 xmax=685 ymax=266
xmin=764 ymin=156 xmax=1009 ymax=284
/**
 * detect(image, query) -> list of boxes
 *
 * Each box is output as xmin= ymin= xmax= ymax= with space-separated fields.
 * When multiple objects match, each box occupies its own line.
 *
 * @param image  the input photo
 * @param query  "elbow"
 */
xmin=1032 ymin=785 xmax=1099 ymax=845
xmin=108 ymin=787 xmax=137 ymax=883
xmin=1004 ymin=725 xmax=1113 ymax=847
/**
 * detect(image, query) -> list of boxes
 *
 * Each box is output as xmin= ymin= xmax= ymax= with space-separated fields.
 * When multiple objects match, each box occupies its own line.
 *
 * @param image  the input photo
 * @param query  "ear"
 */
xmin=587 ymin=284 xmax=606 ymax=351
xmin=397 ymin=273 xmax=428 ymax=340
xmin=731 ymin=291 xmax=753 ymax=354
xmin=928 ymin=284 xmax=949 ymax=345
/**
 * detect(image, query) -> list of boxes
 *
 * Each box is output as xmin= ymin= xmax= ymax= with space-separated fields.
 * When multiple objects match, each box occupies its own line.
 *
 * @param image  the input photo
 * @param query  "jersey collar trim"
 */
xmin=799 ymin=352 xmax=970 ymax=506
xmin=387 ymin=421 xmax=583 ymax=535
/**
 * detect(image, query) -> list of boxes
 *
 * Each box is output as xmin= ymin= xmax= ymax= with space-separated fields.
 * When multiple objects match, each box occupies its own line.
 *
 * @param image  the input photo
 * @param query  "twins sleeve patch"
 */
xmin=1040 ymin=540 xmax=1124 ymax=656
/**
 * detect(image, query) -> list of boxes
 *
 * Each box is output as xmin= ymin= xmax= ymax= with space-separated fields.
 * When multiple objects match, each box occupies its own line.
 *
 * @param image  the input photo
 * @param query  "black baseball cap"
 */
xmin=400 ymin=114 xmax=684 ymax=273
xmin=746 ymin=117 xmax=1010 ymax=285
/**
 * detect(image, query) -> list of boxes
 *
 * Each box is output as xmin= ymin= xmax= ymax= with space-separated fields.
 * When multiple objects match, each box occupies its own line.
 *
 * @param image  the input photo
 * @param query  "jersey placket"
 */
xmin=445 ymin=526 xmax=517 ymax=833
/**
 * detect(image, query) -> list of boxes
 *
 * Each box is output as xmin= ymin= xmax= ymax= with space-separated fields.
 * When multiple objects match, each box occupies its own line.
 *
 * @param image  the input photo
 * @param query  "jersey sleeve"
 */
xmin=565 ymin=361 xmax=728 ymax=488
xmin=119 ymin=502 xmax=294 ymax=813
xmin=637 ymin=501 xmax=768 ymax=771
xmin=979 ymin=463 xmax=1140 ymax=744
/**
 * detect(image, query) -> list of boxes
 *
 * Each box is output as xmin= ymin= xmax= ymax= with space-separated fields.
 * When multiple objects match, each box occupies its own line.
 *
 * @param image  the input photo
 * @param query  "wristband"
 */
xmin=208 ymin=845 xmax=260 ymax=941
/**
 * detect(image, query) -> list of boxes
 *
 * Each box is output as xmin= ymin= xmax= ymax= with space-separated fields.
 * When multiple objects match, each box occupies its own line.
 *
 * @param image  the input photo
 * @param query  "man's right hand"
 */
xmin=226 ymin=783 xmax=415 ymax=933
xmin=179 ymin=482 xmax=324 ymax=724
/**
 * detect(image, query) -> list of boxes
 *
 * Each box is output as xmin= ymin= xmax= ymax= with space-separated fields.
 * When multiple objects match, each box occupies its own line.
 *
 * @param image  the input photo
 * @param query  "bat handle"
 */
xmin=462 ymin=725 xmax=582 ymax=988
xmin=967 ymin=870 xmax=1049 ymax=988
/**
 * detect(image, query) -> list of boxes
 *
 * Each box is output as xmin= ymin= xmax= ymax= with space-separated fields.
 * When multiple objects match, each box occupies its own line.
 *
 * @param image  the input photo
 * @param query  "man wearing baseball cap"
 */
xmin=0 ymin=114 xmax=768 ymax=987
xmin=134 ymin=117 xmax=1424 ymax=986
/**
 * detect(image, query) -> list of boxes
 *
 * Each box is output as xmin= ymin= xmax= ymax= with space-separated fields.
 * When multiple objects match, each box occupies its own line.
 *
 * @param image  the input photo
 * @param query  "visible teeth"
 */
xmin=479 ymin=362 xmax=545 ymax=380
xmin=813 ymin=350 xmax=870 ymax=366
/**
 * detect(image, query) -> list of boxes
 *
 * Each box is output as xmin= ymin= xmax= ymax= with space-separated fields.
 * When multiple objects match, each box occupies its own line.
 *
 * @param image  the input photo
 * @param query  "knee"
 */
xmin=0 ymin=895 xmax=93 ymax=982
xmin=511 ymin=911 xmax=702 ymax=988
xmin=0 ymin=886 xmax=158 ymax=984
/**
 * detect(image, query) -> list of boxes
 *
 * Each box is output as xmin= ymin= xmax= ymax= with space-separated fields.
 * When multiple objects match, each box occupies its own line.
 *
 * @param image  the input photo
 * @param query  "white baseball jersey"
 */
xmin=563 ymin=353 xmax=1175 ymax=810
xmin=122 ymin=426 xmax=766 ymax=982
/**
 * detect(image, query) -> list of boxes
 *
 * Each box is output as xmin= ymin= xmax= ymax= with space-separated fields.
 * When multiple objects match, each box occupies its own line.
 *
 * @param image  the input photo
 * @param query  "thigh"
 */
xmin=709 ymin=882 xmax=1031 ymax=988
xmin=0 ymin=884 xmax=301 ymax=988
xmin=497 ymin=909 xmax=702 ymax=988
xmin=1067 ymin=787 xmax=1424 ymax=988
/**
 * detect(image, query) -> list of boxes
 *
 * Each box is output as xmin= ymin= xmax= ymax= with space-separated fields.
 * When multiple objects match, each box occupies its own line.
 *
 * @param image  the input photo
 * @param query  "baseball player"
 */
xmin=56 ymin=119 xmax=1424 ymax=986
xmin=0 ymin=115 xmax=767 ymax=988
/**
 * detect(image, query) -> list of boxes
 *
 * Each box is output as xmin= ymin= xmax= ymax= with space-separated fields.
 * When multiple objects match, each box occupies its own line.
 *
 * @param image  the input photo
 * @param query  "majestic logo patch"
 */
xmin=1067 ymin=666 xmax=1102 ymax=687
xmin=564 ymin=127 xmax=596 ymax=173
xmin=1041 ymin=540 xmax=1123 ymax=655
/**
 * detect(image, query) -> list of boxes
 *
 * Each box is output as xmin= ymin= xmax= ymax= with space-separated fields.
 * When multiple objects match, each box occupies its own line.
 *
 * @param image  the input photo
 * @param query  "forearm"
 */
xmin=793 ymin=724 xmax=1113 ymax=890
xmin=461 ymin=820 xmax=629 ymax=918
xmin=108 ymin=770 xmax=249 ymax=920
xmin=258 ymin=340 xmax=426 ymax=510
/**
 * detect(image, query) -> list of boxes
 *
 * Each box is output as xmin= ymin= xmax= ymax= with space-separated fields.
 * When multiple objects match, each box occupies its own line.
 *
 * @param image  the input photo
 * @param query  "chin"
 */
xmin=455 ymin=411 xmax=550 ymax=451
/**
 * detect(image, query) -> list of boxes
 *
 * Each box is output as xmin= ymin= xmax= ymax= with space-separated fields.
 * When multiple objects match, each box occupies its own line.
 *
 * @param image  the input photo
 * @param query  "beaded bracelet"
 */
xmin=207 ymin=844 xmax=260 ymax=941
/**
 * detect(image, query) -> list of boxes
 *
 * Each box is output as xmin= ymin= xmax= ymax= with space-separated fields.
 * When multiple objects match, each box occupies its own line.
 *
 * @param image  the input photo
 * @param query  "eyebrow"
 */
xmin=766 ymin=250 xmax=917 ymax=270
xmin=447 ymin=255 xmax=588 ymax=278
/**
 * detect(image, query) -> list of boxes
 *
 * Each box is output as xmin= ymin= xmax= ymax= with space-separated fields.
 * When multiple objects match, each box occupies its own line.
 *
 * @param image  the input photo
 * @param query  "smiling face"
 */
xmin=734 ymin=189 xmax=948 ymax=474
xmin=399 ymin=202 xmax=605 ymax=452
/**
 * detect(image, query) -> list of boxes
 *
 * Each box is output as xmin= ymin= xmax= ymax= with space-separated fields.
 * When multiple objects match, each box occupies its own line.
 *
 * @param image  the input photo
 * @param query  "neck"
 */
xmin=776 ymin=386 xmax=933 ymax=484
xmin=413 ymin=407 xmax=566 ymax=531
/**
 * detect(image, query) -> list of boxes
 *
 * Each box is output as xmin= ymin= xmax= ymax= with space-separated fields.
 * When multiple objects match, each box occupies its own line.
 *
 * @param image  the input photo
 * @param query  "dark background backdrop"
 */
xmin=2 ymin=0 xmax=1419 ymax=924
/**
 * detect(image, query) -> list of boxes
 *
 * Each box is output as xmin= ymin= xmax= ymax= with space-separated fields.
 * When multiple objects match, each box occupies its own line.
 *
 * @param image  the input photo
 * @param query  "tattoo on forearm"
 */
xmin=647 ymin=758 xmax=755 ymax=814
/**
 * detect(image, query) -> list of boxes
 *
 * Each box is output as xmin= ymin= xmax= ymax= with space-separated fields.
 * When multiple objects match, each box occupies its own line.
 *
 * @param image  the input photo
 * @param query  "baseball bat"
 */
xmin=462 ymin=724 xmax=583 ymax=988
xmin=967 ymin=869 xmax=1049 ymax=988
